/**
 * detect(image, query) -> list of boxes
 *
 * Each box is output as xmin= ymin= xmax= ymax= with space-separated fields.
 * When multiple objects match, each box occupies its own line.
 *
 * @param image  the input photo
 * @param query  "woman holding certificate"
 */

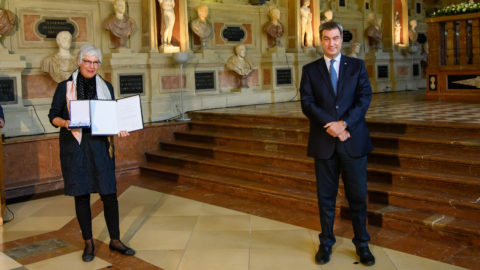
xmin=48 ymin=44 xmax=135 ymax=262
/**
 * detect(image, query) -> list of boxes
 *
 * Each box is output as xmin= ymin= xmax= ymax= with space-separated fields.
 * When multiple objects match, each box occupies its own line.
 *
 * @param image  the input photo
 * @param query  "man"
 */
xmin=300 ymin=21 xmax=375 ymax=266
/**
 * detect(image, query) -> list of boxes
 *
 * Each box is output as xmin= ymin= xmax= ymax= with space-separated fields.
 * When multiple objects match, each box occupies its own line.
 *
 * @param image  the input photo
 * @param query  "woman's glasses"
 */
xmin=82 ymin=59 xmax=101 ymax=67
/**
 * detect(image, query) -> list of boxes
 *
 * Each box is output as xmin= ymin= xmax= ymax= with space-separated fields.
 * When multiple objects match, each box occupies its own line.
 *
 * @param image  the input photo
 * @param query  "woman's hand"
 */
xmin=118 ymin=130 xmax=130 ymax=137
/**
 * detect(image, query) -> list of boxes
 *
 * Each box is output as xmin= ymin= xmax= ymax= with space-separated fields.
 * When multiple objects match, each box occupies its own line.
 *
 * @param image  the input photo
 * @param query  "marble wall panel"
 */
xmin=22 ymin=75 xmax=57 ymax=99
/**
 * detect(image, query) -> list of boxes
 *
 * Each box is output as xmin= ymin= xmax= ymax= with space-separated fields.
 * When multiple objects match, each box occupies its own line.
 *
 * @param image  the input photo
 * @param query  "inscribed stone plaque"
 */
xmin=195 ymin=72 xmax=215 ymax=91
xmin=36 ymin=18 xmax=76 ymax=39
xmin=413 ymin=64 xmax=419 ymax=77
xmin=416 ymin=3 xmax=422 ymax=14
xmin=417 ymin=33 xmax=427 ymax=44
xmin=276 ymin=68 xmax=292 ymax=85
xmin=339 ymin=0 xmax=346 ymax=7
xmin=377 ymin=65 xmax=389 ymax=79
xmin=222 ymin=26 xmax=246 ymax=42
xmin=0 ymin=77 xmax=17 ymax=104
xmin=119 ymin=75 xmax=144 ymax=95
xmin=343 ymin=30 xmax=353 ymax=43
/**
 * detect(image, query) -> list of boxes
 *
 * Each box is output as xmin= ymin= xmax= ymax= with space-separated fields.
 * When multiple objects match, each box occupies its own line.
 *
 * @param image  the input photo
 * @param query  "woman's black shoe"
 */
xmin=82 ymin=239 xmax=95 ymax=262
xmin=109 ymin=240 xmax=135 ymax=256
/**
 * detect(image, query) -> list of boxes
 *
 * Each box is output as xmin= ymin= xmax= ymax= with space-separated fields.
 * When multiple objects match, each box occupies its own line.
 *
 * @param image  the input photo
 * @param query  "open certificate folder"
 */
xmin=69 ymin=95 xmax=144 ymax=135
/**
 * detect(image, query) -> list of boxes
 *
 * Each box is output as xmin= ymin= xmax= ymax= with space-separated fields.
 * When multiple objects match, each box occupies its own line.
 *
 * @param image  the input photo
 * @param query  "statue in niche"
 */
xmin=408 ymin=19 xmax=418 ymax=45
xmin=226 ymin=44 xmax=253 ymax=87
xmin=0 ymin=8 xmax=15 ymax=39
xmin=159 ymin=0 xmax=176 ymax=47
xmin=190 ymin=5 xmax=212 ymax=49
xmin=348 ymin=42 xmax=361 ymax=58
xmin=300 ymin=0 xmax=313 ymax=48
xmin=394 ymin=11 xmax=401 ymax=45
xmin=320 ymin=10 xmax=333 ymax=25
xmin=365 ymin=13 xmax=382 ymax=50
xmin=41 ymin=31 xmax=78 ymax=83
xmin=263 ymin=7 xmax=284 ymax=48
xmin=103 ymin=0 xmax=135 ymax=48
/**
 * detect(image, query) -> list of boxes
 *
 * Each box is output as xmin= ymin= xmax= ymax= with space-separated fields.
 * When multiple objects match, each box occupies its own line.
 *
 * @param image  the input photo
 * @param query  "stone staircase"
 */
xmin=141 ymin=111 xmax=480 ymax=247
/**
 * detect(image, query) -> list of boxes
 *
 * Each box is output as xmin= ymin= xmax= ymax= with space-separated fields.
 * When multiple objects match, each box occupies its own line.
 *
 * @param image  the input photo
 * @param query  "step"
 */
xmin=190 ymin=111 xmax=309 ymax=127
xmin=369 ymin=147 xmax=480 ymax=178
xmin=367 ymin=120 xmax=480 ymax=140
xmin=189 ymin=121 xmax=309 ymax=144
xmin=145 ymin=149 xmax=316 ymax=192
xmin=341 ymin=202 xmax=480 ymax=246
xmin=141 ymin=162 xmax=318 ymax=213
xmin=370 ymin=131 xmax=480 ymax=157
xmin=367 ymin=163 xmax=480 ymax=194
xmin=174 ymin=129 xmax=306 ymax=155
xmin=159 ymin=139 xmax=314 ymax=172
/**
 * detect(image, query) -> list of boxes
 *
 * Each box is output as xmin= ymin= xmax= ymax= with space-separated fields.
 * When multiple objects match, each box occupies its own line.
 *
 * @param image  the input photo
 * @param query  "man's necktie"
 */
xmin=329 ymin=59 xmax=337 ymax=95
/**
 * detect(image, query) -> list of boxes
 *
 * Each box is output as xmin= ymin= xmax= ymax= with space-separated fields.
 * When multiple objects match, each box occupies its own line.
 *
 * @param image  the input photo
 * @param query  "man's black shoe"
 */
xmin=82 ymin=239 xmax=94 ymax=262
xmin=315 ymin=245 xmax=331 ymax=264
xmin=356 ymin=246 xmax=375 ymax=266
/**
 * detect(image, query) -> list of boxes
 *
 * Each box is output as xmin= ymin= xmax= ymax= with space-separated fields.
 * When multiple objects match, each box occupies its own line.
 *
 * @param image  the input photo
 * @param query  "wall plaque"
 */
xmin=119 ymin=74 xmax=144 ymax=95
xmin=413 ymin=64 xmax=419 ymax=77
xmin=222 ymin=26 xmax=246 ymax=42
xmin=195 ymin=72 xmax=215 ymax=91
xmin=417 ymin=33 xmax=427 ymax=44
xmin=377 ymin=65 xmax=389 ymax=79
xmin=343 ymin=30 xmax=353 ymax=43
xmin=276 ymin=68 xmax=292 ymax=85
xmin=0 ymin=77 xmax=17 ymax=104
xmin=339 ymin=0 xmax=346 ymax=7
xmin=36 ymin=18 xmax=76 ymax=39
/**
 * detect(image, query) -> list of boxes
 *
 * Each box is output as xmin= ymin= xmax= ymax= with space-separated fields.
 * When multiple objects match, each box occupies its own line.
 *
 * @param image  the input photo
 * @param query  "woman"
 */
xmin=48 ymin=44 xmax=135 ymax=262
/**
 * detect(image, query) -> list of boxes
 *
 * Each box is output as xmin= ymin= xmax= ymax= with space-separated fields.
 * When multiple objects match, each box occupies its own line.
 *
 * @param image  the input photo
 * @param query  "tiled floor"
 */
xmin=2 ymin=90 xmax=480 ymax=269
xmin=0 ymin=184 xmax=467 ymax=270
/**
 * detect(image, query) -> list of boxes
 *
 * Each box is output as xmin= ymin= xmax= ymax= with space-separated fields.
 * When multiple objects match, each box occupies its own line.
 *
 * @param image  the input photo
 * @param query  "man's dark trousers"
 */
xmin=314 ymin=141 xmax=370 ymax=249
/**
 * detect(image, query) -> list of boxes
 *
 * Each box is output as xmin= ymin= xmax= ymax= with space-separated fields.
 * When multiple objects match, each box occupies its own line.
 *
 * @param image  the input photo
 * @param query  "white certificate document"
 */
xmin=69 ymin=100 xmax=91 ymax=128
xmin=90 ymin=95 xmax=144 ymax=136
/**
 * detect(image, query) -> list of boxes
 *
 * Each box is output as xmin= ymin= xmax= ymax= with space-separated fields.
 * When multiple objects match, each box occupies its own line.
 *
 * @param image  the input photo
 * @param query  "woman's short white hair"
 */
xmin=78 ymin=44 xmax=102 ymax=63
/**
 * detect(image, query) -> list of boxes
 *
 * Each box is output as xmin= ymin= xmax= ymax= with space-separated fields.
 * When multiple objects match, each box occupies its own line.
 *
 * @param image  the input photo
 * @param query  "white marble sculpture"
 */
xmin=41 ymin=31 xmax=78 ymax=83
xmin=226 ymin=44 xmax=253 ymax=78
xmin=0 ymin=8 xmax=15 ymax=53
xmin=408 ymin=19 xmax=418 ymax=45
xmin=190 ymin=5 xmax=212 ymax=49
xmin=321 ymin=10 xmax=333 ymax=25
xmin=104 ymin=0 xmax=135 ymax=48
xmin=394 ymin=11 xmax=401 ymax=45
xmin=263 ymin=7 xmax=284 ymax=47
xmin=159 ymin=0 xmax=175 ymax=47
xmin=348 ymin=42 xmax=361 ymax=58
xmin=365 ymin=13 xmax=383 ymax=50
xmin=300 ymin=0 xmax=313 ymax=48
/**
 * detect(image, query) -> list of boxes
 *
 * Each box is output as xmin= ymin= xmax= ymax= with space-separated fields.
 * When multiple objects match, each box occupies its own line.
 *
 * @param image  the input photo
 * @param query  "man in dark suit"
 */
xmin=300 ymin=21 xmax=375 ymax=266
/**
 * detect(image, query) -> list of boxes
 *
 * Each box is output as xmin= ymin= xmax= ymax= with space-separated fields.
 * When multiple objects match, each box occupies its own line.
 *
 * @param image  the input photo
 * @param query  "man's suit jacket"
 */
xmin=300 ymin=55 xmax=373 ymax=159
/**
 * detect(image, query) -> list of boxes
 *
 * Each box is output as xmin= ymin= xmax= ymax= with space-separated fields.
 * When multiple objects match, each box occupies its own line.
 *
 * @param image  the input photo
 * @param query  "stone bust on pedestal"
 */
xmin=103 ymin=0 xmax=135 ymax=48
xmin=190 ymin=5 xmax=212 ymax=49
xmin=0 ymin=8 xmax=15 ymax=53
xmin=365 ymin=13 xmax=383 ymax=51
xmin=263 ymin=7 xmax=284 ymax=48
xmin=226 ymin=44 xmax=253 ymax=77
xmin=41 ymin=31 xmax=78 ymax=83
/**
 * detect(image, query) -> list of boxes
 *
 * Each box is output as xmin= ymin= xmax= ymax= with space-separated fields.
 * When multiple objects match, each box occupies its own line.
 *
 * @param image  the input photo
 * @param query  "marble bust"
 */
xmin=263 ymin=7 xmax=284 ymax=47
xmin=103 ymin=0 xmax=135 ymax=48
xmin=300 ymin=0 xmax=313 ymax=48
xmin=0 ymin=8 xmax=15 ymax=37
xmin=348 ymin=42 xmax=361 ymax=58
xmin=159 ymin=0 xmax=175 ymax=46
xmin=321 ymin=10 xmax=333 ymax=24
xmin=190 ymin=5 xmax=212 ymax=49
xmin=41 ymin=31 xmax=78 ymax=83
xmin=365 ymin=14 xmax=383 ymax=50
xmin=226 ymin=44 xmax=253 ymax=77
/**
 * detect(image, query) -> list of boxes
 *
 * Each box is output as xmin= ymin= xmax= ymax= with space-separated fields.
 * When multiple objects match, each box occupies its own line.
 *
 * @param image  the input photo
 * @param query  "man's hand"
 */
xmin=338 ymin=130 xmax=350 ymax=142
xmin=323 ymin=121 xmax=347 ymax=138
xmin=0 ymin=118 xmax=5 ymax=128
